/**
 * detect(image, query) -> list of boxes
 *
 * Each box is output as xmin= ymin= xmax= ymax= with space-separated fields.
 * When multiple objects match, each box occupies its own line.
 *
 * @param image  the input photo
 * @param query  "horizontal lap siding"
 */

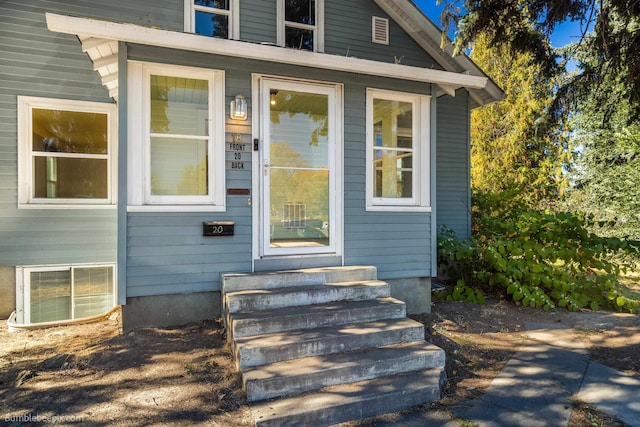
xmin=325 ymin=0 xmax=441 ymax=69
xmin=239 ymin=0 xmax=277 ymax=44
xmin=436 ymin=91 xmax=471 ymax=240
xmin=342 ymin=82 xmax=432 ymax=280
xmin=0 ymin=2 xmax=139 ymax=267
xmin=125 ymin=48 xmax=255 ymax=297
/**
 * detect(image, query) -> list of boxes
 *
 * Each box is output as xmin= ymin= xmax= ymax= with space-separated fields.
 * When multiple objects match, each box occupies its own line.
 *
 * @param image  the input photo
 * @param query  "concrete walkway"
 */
xmin=450 ymin=322 xmax=640 ymax=426
xmin=356 ymin=322 xmax=640 ymax=426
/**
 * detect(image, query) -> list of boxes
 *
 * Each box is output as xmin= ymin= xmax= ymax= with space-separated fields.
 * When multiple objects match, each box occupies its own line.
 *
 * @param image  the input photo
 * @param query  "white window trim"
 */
xmin=184 ymin=0 xmax=240 ymax=40
xmin=277 ymin=0 xmax=324 ymax=52
xmin=365 ymin=88 xmax=431 ymax=212
xmin=16 ymin=262 xmax=117 ymax=325
xmin=127 ymin=61 xmax=226 ymax=212
xmin=17 ymin=96 xmax=117 ymax=209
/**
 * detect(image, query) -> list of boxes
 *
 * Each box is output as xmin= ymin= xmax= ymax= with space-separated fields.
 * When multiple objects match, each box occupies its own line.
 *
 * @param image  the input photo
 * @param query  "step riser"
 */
xmin=222 ymin=266 xmax=377 ymax=293
xmin=230 ymin=301 xmax=406 ymax=339
xmin=252 ymin=369 xmax=446 ymax=427
xmin=245 ymin=347 xmax=446 ymax=402
xmin=255 ymin=387 xmax=440 ymax=427
xmin=235 ymin=324 xmax=425 ymax=369
xmin=226 ymin=284 xmax=390 ymax=313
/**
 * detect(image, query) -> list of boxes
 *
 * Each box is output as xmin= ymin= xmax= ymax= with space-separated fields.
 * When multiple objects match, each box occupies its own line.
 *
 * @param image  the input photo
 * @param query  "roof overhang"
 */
xmin=46 ymin=12 xmax=489 ymax=103
xmin=372 ymin=0 xmax=505 ymax=107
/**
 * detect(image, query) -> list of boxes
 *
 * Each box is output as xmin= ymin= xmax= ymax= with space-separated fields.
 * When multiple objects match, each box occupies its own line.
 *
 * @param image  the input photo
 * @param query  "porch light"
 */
xmin=230 ymin=94 xmax=247 ymax=120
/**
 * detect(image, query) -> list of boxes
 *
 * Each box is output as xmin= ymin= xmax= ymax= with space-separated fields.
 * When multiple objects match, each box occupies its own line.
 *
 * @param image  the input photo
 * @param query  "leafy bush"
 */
xmin=438 ymin=192 xmax=640 ymax=313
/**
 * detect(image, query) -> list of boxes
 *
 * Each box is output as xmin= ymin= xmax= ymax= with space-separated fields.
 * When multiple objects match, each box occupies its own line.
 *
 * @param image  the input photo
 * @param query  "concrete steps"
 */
xmin=250 ymin=368 xmax=446 ymax=427
xmin=229 ymin=297 xmax=406 ymax=339
xmin=221 ymin=266 xmax=445 ymax=426
xmin=225 ymin=280 xmax=390 ymax=313
xmin=243 ymin=341 xmax=446 ymax=402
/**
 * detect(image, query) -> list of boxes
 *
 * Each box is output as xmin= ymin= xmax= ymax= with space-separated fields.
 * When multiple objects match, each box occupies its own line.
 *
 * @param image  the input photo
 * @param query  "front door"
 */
xmin=259 ymin=78 xmax=340 ymax=257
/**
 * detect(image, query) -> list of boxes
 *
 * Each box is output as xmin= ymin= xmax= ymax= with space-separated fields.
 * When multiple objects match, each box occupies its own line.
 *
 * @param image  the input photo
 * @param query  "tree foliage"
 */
xmin=438 ymin=0 xmax=640 ymax=122
xmin=438 ymin=192 xmax=640 ymax=313
xmin=469 ymin=34 xmax=572 ymax=203
xmin=563 ymin=40 xmax=640 ymax=238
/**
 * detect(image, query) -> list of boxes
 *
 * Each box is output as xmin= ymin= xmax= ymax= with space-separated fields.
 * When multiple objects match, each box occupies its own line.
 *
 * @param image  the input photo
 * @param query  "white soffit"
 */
xmin=46 ymin=13 xmax=488 ymax=91
xmin=372 ymin=0 xmax=505 ymax=106
xmin=80 ymin=36 xmax=119 ymax=102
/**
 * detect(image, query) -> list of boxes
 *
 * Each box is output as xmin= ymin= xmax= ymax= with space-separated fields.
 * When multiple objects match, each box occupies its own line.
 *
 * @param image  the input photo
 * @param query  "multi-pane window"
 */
xmin=278 ymin=0 xmax=324 ymax=51
xmin=22 ymin=264 xmax=115 ymax=324
xmin=128 ymin=62 xmax=225 ymax=209
xmin=366 ymin=89 xmax=431 ymax=211
xmin=187 ymin=0 xmax=238 ymax=39
xmin=18 ymin=97 xmax=116 ymax=207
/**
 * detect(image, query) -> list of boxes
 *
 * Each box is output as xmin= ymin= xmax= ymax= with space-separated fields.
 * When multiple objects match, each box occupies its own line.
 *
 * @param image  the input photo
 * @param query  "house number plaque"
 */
xmin=226 ymin=136 xmax=251 ymax=170
xmin=203 ymin=221 xmax=235 ymax=237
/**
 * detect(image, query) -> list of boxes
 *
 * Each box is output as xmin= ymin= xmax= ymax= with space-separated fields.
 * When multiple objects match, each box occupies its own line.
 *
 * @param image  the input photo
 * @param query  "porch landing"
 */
xmin=222 ymin=266 xmax=446 ymax=426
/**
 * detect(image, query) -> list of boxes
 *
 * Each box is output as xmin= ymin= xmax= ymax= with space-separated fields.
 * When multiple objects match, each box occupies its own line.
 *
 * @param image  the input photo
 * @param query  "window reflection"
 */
xmin=284 ymin=0 xmax=316 ymax=51
xmin=194 ymin=0 xmax=230 ymax=38
xmin=269 ymin=89 xmax=330 ymax=247
xmin=31 ymin=108 xmax=109 ymax=199
xmin=372 ymin=99 xmax=414 ymax=199
xmin=150 ymin=75 xmax=209 ymax=197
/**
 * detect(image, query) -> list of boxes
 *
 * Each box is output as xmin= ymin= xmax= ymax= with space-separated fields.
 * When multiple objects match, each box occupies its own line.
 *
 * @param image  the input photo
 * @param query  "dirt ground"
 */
xmin=1 ymin=299 xmax=638 ymax=427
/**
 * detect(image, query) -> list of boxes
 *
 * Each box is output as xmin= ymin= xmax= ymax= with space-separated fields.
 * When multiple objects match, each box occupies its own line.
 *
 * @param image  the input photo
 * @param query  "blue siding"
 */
xmin=2 ymin=0 xmax=472 ymax=302
xmin=239 ymin=0 xmax=277 ymax=44
xmin=125 ymin=46 xmax=434 ymax=294
xmin=0 ymin=2 xmax=118 ymax=267
xmin=325 ymin=0 xmax=442 ymax=69
xmin=436 ymin=90 xmax=472 ymax=240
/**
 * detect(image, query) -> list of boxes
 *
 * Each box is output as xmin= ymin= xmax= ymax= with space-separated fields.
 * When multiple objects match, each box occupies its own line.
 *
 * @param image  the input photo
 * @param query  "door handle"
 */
xmin=264 ymin=163 xmax=271 ymax=176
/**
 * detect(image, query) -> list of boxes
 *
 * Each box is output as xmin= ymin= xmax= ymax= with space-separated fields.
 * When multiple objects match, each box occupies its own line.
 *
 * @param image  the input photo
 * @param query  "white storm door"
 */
xmin=260 ymin=79 xmax=339 ymax=257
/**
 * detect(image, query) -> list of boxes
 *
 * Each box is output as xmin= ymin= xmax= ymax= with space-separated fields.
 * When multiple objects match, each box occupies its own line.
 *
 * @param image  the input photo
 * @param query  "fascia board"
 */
xmin=46 ymin=13 xmax=488 ymax=90
xmin=373 ymin=0 xmax=505 ymax=104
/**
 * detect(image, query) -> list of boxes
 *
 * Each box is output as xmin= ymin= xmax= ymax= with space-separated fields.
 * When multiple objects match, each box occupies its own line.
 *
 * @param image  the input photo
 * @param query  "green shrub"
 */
xmin=438 ymin=193 xmax=640 ymax=313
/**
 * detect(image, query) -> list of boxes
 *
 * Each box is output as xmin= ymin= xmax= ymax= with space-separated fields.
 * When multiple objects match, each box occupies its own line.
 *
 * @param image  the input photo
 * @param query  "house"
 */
xmin=0 ymin=0 xmax=503 ymax=330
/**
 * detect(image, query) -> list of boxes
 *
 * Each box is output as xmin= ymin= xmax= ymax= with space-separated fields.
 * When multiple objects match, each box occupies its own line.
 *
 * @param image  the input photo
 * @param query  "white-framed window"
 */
xmin=16 ymin=263 xmax=116 ymax=325
xmin=17 ymin=97 xmax=117 ymax=208
xmin=277 ymin=0 xmax=324 ymax=52
xmin=128 ymin=62 xmax=226 ymax=211
xmin=366 ymin=89 xmax=431 ymax=211
xmin=185 ymin=0 xmax=240 ymax=39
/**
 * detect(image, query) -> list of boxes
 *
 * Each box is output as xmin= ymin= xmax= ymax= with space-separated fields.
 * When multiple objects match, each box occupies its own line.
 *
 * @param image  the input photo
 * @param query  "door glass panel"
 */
xmin=269 ymin=90 xmax=329 ymax=248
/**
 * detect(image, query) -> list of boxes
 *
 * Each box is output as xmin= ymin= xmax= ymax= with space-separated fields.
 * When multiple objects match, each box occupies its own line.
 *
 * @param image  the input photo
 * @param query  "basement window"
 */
xmin=16 ymin=264 xmax=116 ymax=325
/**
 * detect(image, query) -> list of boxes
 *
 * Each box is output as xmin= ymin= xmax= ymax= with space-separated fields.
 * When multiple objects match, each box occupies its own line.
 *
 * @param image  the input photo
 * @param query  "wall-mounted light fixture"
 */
xmin=230 ymin=94 xmax=247 ymax=120
xmin=270 ymin=89 xmax=278 ymax=106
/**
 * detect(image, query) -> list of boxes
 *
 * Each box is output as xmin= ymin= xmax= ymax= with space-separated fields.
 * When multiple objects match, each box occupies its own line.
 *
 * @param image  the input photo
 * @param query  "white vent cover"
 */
xmin=372 ymin=16 xmax=389 ymax=45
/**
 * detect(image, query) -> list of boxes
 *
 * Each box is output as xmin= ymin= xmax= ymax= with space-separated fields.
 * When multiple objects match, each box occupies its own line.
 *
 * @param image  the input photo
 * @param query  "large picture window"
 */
xmin=366 ymin=89 xmax=431 ymax=211
xmin=18 ymin=264 xmax=116 ymax=325
xmin=128 ymin=62 xmax=225 ymax=210
xmin=185 ymin=0 xmax=239 ymax=39
xmin=18 ymin=97 xmax=116 ymax=207
xmin=278 ymin=0 xmax=324 ymax=52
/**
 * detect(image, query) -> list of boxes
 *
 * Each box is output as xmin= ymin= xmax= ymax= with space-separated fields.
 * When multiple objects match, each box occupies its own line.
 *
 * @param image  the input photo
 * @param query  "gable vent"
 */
xmin=372 ymin=16 xmax=389 ymax=45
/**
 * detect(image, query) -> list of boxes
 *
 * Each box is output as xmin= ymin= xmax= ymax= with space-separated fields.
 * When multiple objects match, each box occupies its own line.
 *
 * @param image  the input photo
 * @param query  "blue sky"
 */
xmin=412 ymin=0 xmax=590 ymax=48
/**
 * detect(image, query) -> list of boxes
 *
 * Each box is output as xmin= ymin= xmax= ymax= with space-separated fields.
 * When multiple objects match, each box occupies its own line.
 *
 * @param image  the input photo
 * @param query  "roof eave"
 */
xmin=46 ymin=13 xmax=489 ymax=93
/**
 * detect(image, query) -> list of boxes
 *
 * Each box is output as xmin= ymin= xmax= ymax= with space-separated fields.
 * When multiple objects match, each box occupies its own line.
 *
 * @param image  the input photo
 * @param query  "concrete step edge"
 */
xmin=234 ymin=318 xmax=425 ymax=369
xmin=222 ymin=266 xmax=378 ymax=293
xmin=243 ymin=341 xmax=445 ymax=402
xmin=250 ymin=368 xmax=445 ymax=427
xmin=225 ymin=281 xmax=391 ymax=313
xmin=229 ymin=297 xmax=406 ymax=339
